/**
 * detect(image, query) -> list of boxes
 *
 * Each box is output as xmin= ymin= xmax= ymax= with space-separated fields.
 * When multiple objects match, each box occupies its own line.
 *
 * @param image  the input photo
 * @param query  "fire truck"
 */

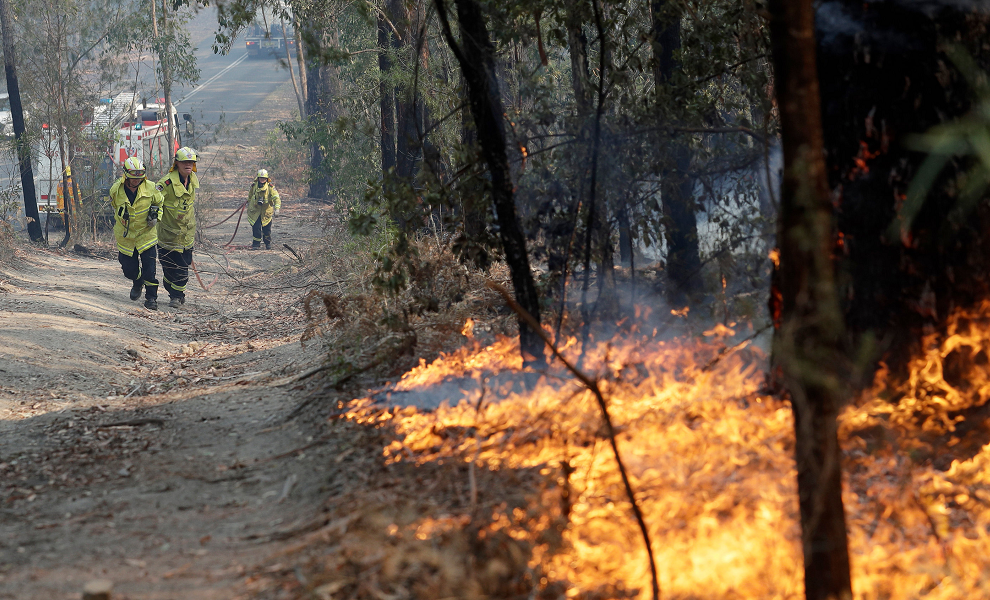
xmin=113 ymin=97 xmax=181 ymax=174
xmin=31 ymin=92 xmax=185 ymax=219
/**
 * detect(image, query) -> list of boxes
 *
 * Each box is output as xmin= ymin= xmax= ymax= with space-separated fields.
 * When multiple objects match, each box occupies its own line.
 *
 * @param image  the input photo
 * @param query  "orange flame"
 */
xmin=344 ymin=299 xmax=990 ymax=598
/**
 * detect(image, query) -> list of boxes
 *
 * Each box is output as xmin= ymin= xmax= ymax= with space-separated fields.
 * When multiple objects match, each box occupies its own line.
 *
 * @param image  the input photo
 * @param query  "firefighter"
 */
xmin=110 ymin=156 xmax=163 ymax=310
xmin=246 ymin=168 xmax=281 ymax=250
xmin=156 ymin=147 xmax=199 ymax=309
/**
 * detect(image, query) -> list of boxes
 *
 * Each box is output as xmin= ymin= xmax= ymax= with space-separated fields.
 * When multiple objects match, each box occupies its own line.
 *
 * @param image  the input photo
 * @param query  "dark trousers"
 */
xmin=159 ymin=247 xmax=193 ymax=299
xmin=251 ymin=220 xmax=272 ymax=247
xmin=118 ymin=247 xmax=159 ymax=299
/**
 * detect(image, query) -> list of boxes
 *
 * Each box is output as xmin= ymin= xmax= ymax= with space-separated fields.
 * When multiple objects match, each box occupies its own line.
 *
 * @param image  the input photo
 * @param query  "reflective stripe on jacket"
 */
xmin=110 ymin=178 xmax=164 ymax=256
xmin=246 ymin=183 xmax=281 ymax=226
xmin=156 ymin=171 xmax=199 ymax=250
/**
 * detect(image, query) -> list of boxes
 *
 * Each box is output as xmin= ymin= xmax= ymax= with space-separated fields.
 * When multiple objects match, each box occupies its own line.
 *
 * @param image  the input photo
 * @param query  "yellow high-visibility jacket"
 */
xmin=156 ymin=171 xmax=199 ymax=251
xmin=246 ymin=182 xmax=281 ymax=226
xmin=109 ymin=177 xmax=163 ymax=256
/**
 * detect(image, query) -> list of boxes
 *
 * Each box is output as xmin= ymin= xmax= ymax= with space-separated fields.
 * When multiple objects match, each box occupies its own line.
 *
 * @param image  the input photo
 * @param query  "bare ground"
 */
xmin=0 ymin=82 xmax=375 ymax=599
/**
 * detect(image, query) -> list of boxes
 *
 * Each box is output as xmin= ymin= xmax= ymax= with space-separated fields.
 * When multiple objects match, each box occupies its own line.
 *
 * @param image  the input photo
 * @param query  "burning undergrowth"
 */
xmin=253 ymin=295 xmax=990 ymax=600
xmin=267 ymin=221 xmax=990 ymax=598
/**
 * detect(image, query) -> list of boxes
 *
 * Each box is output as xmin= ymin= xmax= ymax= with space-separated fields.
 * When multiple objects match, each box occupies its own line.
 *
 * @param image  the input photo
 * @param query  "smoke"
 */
xmin=881 ymin=0 xmax=990 ymax=16
xmin=816 ymin=0 xmax=989 ymax=55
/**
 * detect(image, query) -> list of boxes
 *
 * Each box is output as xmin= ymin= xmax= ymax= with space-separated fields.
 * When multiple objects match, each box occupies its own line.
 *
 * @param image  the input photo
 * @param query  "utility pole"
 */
xmin=0 ymin=0 xmax=43 ymax=242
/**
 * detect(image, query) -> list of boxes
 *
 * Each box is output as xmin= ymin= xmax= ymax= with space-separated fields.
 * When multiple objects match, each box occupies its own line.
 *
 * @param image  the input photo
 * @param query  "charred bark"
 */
xmin=0 ymin=0 xmax=41 ymax=242
xmin=435 ymin=0 xmax=545 ymax=367
xmin=768 ymin=1 xmax=853 ymax=599
xmin=651 ymin=0 xmax=702 ymax=306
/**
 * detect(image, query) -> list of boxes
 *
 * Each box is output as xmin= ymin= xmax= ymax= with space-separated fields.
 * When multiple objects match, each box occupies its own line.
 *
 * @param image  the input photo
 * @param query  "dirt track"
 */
xmin=0 ymin=84 xmax=361 ymax=599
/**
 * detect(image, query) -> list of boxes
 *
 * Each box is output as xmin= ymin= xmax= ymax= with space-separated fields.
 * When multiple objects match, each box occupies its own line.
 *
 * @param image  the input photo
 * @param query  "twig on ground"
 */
xmin=276 ymin=473 xmax=298 ymax=503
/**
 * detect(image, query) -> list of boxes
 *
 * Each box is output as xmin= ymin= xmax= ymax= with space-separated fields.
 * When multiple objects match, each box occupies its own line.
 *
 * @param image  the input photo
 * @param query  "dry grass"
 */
xmin=298 ymin=223 xmax=517 ymax=383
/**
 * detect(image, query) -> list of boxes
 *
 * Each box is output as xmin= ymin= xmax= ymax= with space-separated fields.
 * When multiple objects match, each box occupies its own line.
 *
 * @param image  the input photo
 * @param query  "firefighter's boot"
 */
xmin=169 ymin=297 xmax=182 ymax=309
xmin=129 ymin=279 xmax=143 ymax=301
xmin=144 ymin=298 xmax=158 ymax=310
xmin=251 ymin=241 xmax=261 ymax=250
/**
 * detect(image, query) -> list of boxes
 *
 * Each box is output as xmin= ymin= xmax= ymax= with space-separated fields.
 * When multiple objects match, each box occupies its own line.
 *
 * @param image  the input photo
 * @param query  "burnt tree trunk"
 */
xmin=0 ymin=0 xmax=41 ymax=242
xmin=651 ymin=0 xmax=702 ymax=306
xmin=435 ymin=0 xmax=545 ymax=366
xmin=768 ymin=1 xmax=853 ymax=599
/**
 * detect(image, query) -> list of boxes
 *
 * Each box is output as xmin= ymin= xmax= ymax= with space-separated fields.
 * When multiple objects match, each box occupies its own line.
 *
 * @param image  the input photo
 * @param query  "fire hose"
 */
xmin=190 ymin=200 xmax=247 ymax=291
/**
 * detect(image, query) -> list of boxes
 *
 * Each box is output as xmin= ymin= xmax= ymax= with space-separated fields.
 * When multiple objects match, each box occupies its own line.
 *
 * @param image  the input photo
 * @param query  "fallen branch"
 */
xmin=486 ymin=280 xmax=660 ymax=600
xmin=282 ymin=243 xmax=303 ymax=262
xmin=98 ymin=417 xmax=165 ymax=428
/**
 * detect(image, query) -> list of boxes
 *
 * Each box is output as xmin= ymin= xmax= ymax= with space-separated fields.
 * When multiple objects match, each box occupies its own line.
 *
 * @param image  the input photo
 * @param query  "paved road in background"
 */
xmin=146 ymin=6 xmax=294 ymax=138
xmin=2 ymin=7 xmax=293 ymax=226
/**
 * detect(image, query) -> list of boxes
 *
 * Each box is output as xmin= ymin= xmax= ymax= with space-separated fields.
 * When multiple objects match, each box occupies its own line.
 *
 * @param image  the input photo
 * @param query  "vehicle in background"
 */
xmin=0 ymin=92 xmax=29 ymax=137
xmin=245 ymin=21 xmax=295 ymax=58
xmin=27 ymin=92 xmax=189 ymax=222
xmin=115 ymin=98 xmax=182 ymax=176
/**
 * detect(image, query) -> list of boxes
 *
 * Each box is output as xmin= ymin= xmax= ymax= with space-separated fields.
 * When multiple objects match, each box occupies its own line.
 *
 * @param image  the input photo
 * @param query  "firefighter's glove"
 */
xmin=147 ymin=205 xmax=159 ymax=227
xmin=274 ymin=209 xmax=280 ymax=217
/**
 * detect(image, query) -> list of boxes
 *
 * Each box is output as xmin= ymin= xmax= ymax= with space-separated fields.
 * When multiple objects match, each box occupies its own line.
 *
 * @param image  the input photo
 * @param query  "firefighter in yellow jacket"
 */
xmin=247 ymin=169 xmax=281 ymax=250
xmin=156 ymin=147 xmax=199 ymax=309
xmin=110 ymin=157 xmax=163 ymax=310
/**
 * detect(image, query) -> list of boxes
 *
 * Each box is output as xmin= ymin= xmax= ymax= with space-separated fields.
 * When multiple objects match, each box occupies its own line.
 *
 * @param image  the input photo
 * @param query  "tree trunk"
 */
xmin=651 ymin=0 xmax=702 ymax=306
xmin=618 ymin=203 xmax=631 ymax=265
xmin=0 ymin=0 xmax=42 ymax=242
xmin=565 ymin=4 xmax=592 ymax=118
xmin=306 ymin=25 xmax=340 ymax=202
xmin=281 ymin=15 xmax=305 ymax=119
xmin=395 ymin=87 xmax=420 ymax=182
xmin=378 ymin=0 xmax=401 ymax=185
xmin=378 ymin=5 xmax=396 ymax=181
xmin=817 ymin=3 xmax=990 ymax=382
xmin=294 ymin=23 xmax=307 ymax=105
xmin=768 ymin=1 xmax=853 ymax=599
xmin=155 ymin=0 xmax=174 ymax=158
xmin=435 ymin=0 xmax=545 ymax=366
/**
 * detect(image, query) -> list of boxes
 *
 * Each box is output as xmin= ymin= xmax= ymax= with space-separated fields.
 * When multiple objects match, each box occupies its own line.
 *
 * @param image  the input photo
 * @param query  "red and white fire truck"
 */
xmin=33 ymin=92 xmax=182 ymax=214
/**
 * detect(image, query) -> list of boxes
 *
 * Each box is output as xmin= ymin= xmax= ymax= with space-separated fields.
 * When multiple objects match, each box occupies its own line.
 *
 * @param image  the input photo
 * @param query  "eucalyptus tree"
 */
xmin=16 ymin=0 xmax=134 ymax=244
xmin=0 ymin=0 xmax=40 ymax=242
xmin=461 ymin=0 xmax=771 ymax=319
xmin=767 ymin=0 xmax=852 ymax=597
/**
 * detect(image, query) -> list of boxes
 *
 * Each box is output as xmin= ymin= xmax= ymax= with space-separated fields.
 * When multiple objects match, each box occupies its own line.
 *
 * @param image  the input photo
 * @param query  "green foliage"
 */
xmin=213 ymin=0 xmax=775 ymax=313
xmin=897 ymin=46 xmax=990 ymax=236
